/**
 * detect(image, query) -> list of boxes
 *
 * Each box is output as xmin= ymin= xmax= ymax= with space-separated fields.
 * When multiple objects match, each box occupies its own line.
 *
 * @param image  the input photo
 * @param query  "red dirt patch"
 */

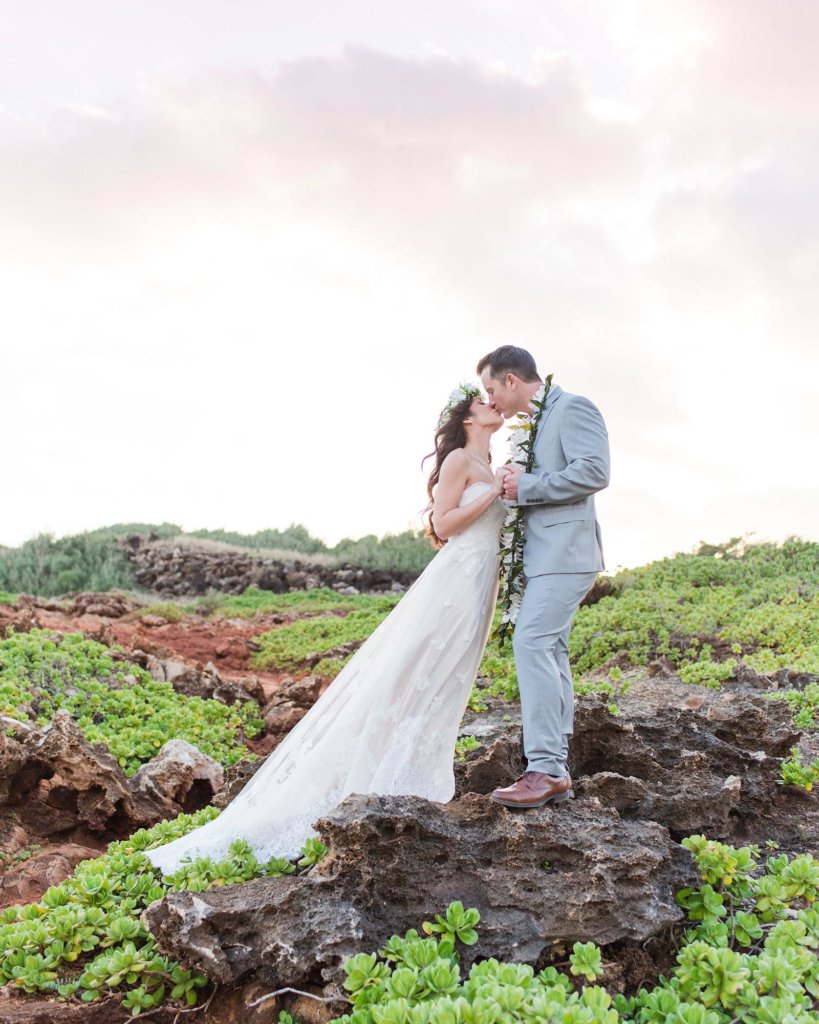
xmin=0 ymin=604 xmax=292 ymax=703
xmin=0 ymin=843 xmax=100 ymax=910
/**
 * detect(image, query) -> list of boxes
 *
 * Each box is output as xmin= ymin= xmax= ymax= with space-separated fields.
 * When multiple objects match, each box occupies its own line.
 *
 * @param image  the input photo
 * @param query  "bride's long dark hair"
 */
xmin=422 ymin=396 xmax=489 ymax=547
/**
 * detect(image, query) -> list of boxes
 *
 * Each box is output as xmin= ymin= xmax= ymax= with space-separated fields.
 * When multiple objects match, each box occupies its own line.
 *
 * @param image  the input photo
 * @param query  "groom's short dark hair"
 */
xmin=476 ymin=345 xmax=540 ymax=383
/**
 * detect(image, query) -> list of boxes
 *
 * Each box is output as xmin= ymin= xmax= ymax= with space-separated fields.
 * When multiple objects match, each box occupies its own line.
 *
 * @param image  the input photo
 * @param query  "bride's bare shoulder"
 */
xmin=438 ymin=447 xmax=469 ymax=481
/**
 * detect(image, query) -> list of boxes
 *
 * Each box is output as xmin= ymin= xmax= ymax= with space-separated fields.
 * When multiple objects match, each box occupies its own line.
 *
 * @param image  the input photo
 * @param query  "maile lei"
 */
xmin=494 ymin=373 xmax=554 ymax=646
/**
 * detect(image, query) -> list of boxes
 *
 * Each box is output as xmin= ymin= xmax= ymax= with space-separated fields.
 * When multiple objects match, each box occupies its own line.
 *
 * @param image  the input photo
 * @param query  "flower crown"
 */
xmin=437 ymin=382 xmax=483 ymax=429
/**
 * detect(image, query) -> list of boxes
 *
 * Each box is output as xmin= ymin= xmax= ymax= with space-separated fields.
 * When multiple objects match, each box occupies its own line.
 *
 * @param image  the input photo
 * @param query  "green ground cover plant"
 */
xmin=0 ymin=630 xmax=263 ymax=775
xmin=331 ymin=841 xmax=819 ymax=1024
xmin=251 ymin=597 xmax=400 ymax=672
xmin=210 ymin=585 xmax=368 ymax=618
xmin=569 ymin=539 xmax=818 ymax=684
xmin=454 ymin=735 xmax=480 ymax=761
xmin=0 ymin=808 xmax=328 ymax=1016
xmin=0 ymin=590 xmax=17 ymax=605
xmin=475 ymin=630 xmax=622 ymax=708
xmin=0 ymin=842 xmax=42 ymax=867
xmin=778 ymin=748 xmax=819 ymax=792
xmin=773 ymin=675 xmax=819 ymax=790
xmin=772 ymin=683 xmax=819 ymax=733
xmin=313 ymin=654 xmax=354 ymax=680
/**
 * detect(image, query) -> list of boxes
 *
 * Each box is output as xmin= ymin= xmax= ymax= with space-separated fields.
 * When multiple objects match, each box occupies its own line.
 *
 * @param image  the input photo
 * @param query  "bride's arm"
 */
xmin=433 ymin=452 xmax=506 ymax=541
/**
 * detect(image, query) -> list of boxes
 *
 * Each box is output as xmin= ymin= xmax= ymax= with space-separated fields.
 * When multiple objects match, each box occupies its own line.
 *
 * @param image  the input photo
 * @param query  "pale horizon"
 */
xmin=2 ymin=0 xmax=817 ymax=572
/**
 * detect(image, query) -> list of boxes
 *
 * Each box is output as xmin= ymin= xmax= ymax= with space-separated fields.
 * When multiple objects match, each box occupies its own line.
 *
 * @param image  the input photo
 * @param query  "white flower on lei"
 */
xmin=494 ymin=379 xmax=552 ymax=642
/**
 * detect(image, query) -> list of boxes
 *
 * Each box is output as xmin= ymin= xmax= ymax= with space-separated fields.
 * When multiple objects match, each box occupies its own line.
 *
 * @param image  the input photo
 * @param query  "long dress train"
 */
xmin=146 ymin=482 xmax=505 ymax=872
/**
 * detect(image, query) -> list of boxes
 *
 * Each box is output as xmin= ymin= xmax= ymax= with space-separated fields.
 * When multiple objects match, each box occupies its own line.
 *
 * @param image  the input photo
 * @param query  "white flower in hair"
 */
xmin=437 ymin=382 xmax=483 ymax=429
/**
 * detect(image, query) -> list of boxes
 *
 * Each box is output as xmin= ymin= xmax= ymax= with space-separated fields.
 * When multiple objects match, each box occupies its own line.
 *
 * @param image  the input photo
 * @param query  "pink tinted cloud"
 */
xmin=0 ymin=47 xmax=639 ymax=254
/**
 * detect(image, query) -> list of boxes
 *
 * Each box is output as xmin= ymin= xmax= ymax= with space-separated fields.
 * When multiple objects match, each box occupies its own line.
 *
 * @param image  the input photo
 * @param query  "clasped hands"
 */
xmin=493 ymin=463 xmax=523 ymax=501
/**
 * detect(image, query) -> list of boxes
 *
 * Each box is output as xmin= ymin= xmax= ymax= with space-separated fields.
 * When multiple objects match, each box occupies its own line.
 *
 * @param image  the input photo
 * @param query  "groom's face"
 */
xmin=480 ymin=369 xmax=521 ymax=419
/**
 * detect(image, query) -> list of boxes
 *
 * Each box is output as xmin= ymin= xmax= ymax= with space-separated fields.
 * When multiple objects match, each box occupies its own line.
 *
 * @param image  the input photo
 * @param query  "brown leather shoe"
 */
xmin=490 ymin=771 xmax=573 ymax=808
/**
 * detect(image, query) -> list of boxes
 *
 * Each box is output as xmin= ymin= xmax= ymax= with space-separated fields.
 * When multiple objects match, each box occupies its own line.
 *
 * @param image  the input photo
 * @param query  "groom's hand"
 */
xmin=502 ymin=464 xmax=523 ymax=500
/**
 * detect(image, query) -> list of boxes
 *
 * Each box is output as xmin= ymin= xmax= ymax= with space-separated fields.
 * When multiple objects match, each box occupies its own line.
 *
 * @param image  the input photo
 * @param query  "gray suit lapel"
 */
xmin=534 ymin=384 xmax=563 ymax=441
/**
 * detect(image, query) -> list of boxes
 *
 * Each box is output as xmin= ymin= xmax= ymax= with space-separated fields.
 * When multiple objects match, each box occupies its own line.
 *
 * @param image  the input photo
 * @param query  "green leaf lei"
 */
xmin=494 ymin=373 xmax=553 ymax=647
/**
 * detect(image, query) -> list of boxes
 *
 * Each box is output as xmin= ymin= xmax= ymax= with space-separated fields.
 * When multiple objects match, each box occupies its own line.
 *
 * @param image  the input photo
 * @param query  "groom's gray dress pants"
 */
xmin=513 ymin=570 xmax=598 ymax=777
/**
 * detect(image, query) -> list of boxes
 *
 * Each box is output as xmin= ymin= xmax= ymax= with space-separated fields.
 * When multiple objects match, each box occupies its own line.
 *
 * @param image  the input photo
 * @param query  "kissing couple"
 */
xmin=147 ymin=344 xmax=611 ymax=873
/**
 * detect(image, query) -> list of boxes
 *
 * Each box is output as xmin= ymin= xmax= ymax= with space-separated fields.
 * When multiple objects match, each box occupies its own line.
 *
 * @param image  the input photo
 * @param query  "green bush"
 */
xmin=82 ymin=522 xmax=182 ymax=541
xmin=210 ymin=585 xmax=366 ymax=619
xmin=0 ymin=533 xmax=135 ymax=597
xmin=187 ymin=523 xmax=328 ymax=555
xmin=0 ymin=629 xmax=262 ymax=775
xmin=331 ymin=530 xmax=436 ymax=574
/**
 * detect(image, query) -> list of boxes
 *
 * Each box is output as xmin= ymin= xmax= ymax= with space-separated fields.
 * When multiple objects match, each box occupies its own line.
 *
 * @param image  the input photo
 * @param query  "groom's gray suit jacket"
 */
xmin=517 ymin=384 xmax=610 ymax=576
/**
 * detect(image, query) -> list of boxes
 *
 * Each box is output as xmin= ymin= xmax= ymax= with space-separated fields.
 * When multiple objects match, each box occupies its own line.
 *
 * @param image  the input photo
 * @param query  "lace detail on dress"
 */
xmin=146 ymin=480 xmax=504 ymax=871
xmin=442 ymin=482 xmax=506 ymax=579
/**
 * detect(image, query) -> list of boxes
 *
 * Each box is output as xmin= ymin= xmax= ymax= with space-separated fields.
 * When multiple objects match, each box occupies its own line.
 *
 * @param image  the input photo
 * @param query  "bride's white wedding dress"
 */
xmin=147 ymin=482 xmax=505 ymax=872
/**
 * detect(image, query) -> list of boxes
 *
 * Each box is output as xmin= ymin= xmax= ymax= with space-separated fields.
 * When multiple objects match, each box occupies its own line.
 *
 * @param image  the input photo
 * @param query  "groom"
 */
xmin=477 ymin=346 xmax=610 ymax=808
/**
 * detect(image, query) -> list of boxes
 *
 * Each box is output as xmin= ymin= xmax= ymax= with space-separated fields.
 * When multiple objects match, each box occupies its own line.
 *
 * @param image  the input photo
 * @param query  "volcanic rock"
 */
xmin=0 ymin=711 xmax=167 ymax=839
xmin=0 ymin=843 xmax=99 ymax=909
xmin=457 ymin=676 xmax=812 ymax=849
xmin=157 ymin=658 xmax=264 ymax=705
xmin=66 ymin=591 xmax=137 ymax=618
xmin=129 ymin=740 xmax=225 ymax=815
xmin=0 ymin=818 xmax=30 ymax=861
xmin=9 ymin=711 xmax=142 ymax=836
xmin=262 ymin=674 xmax=331 ymax=743
xmin=123 ymin=536 xmax=417 ymax=597
xmin=212 ymin=758 xmax=265 ymax=809
xmin=144 ymin=792 xmax=692 ymax=988
xmin=454 ymin=723 xmax=525 ymax=798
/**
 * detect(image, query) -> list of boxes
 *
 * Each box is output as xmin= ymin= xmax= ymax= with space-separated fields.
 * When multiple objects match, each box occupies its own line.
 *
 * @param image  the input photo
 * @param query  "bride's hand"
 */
xmin=493 ymin=466 xmax=510 ymax=494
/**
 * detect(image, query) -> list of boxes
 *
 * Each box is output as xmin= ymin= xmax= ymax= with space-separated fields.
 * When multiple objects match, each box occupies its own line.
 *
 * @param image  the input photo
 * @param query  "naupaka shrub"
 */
xmin=0 ymin=628 xmax=263 ymax=774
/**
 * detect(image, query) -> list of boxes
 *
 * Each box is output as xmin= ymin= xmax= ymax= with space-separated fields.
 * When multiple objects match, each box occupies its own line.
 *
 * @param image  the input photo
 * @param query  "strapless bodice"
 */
xmin=448 ymin=481 xmax=506 ymax=556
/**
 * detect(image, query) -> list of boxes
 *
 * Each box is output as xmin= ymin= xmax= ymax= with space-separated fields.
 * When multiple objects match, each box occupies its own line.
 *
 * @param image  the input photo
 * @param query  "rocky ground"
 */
xmin=0 ymin=588 xmax=816 ymax=1023
xmin=1 ymin=589 xmax=294 ymax=695
xmin=121 ymin=534 xmax=417 ymax=597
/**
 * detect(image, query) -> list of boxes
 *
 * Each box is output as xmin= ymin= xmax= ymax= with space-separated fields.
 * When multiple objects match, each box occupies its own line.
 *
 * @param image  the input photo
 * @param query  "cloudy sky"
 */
xmin=2 ymin=0 xmax=817 ymax=569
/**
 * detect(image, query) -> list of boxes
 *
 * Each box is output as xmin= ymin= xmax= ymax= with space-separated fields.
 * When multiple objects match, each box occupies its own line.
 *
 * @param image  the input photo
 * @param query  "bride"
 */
xmin=147 ymin=383 xmax=508 ymax=872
